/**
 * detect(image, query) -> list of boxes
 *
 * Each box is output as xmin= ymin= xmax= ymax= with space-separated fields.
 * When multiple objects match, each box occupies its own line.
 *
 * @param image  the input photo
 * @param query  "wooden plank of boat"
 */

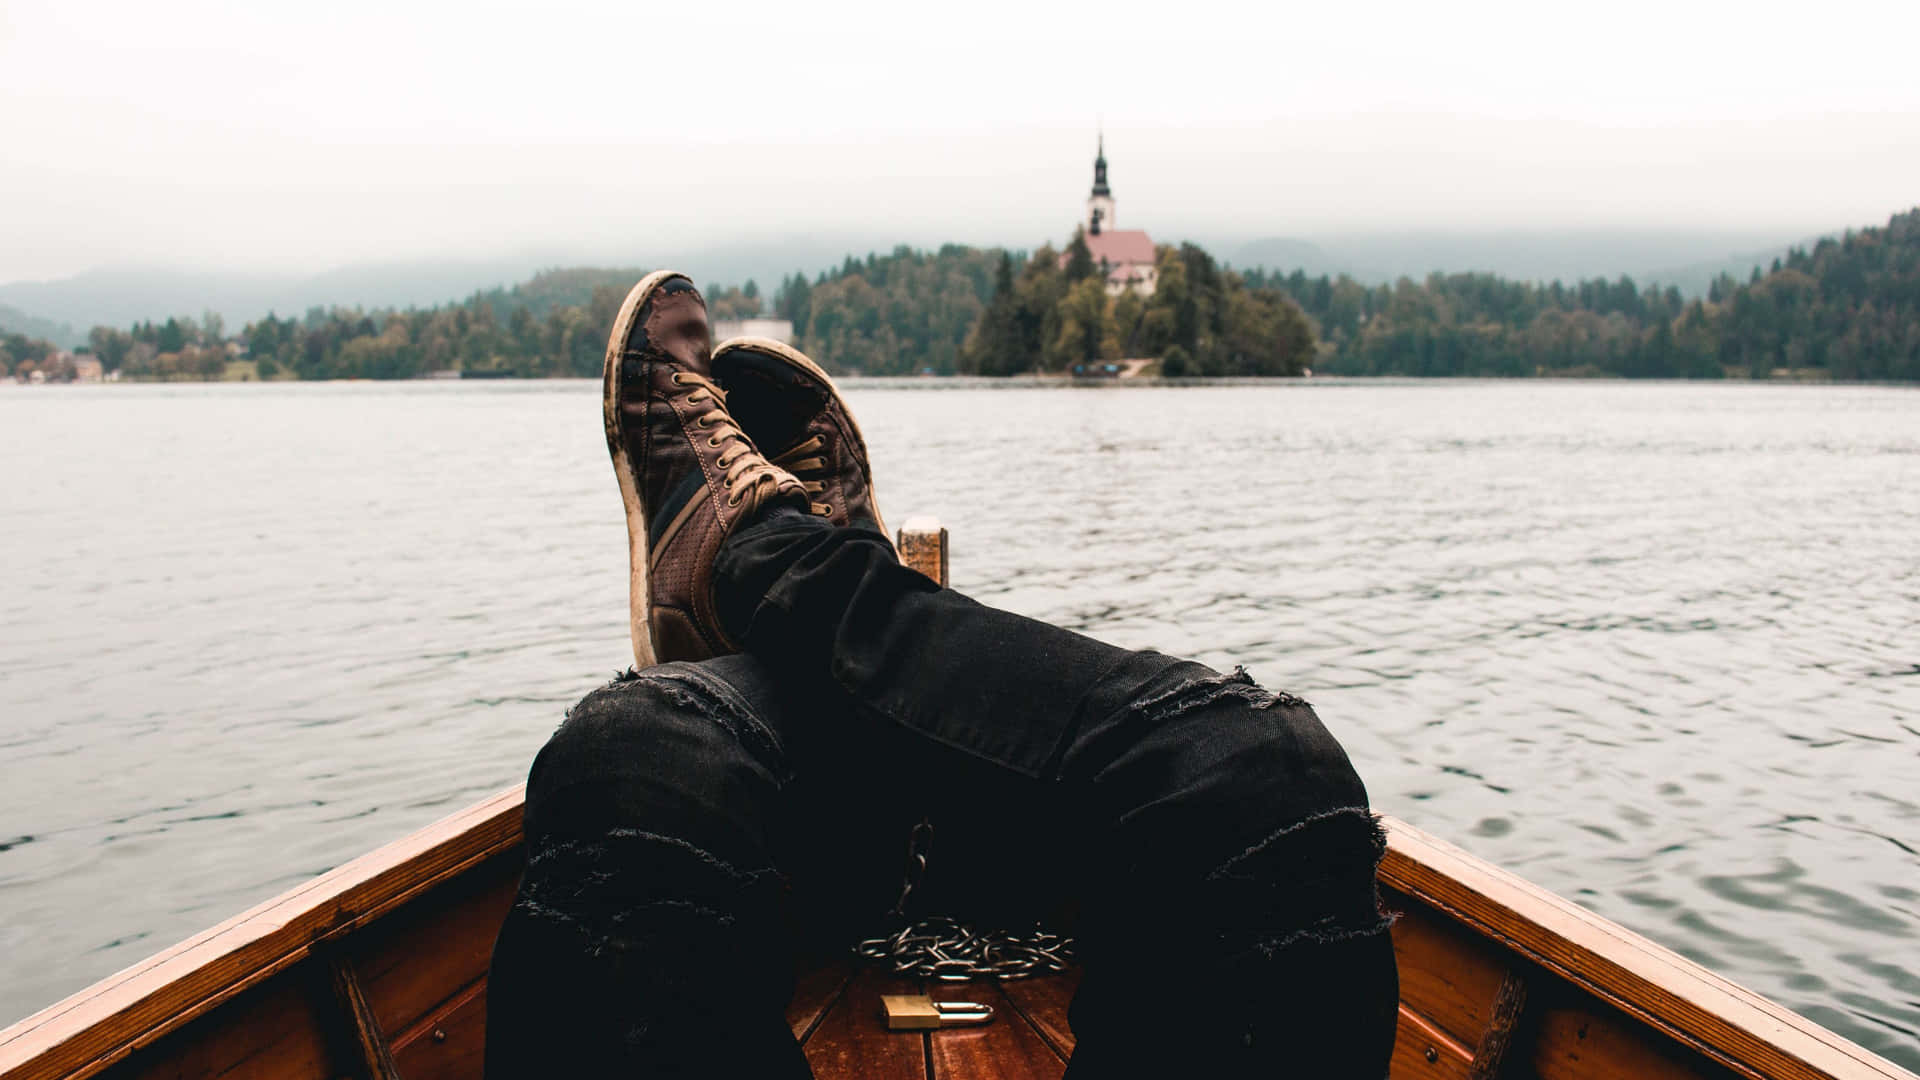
xmin=800 ymin=968 xmax=930 ymax=1080
xmin=1 ymin=521 xmax=1913 ymax=1080
xmin=786 ymin=958 xmax=855 ymax=1045
xmin=997 ymin=968 xmax=1081 ymax=1060
xmin=921 ymin=979 xmax=1065 ymax=1079
xmin=1377 ymin=820 xmax=1910 ymax=1080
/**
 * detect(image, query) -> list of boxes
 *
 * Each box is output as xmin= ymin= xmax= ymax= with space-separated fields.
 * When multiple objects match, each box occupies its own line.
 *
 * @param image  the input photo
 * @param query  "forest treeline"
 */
xmin=6 ymin=271 xmax=772 ymax=381
xmin=1253 ymin=206 xmax=1920 ymax=380
xmin=7 ymin=209 xmax=1917 ymax=382
xmin=2 ymin=330 xmax=67 ymax=379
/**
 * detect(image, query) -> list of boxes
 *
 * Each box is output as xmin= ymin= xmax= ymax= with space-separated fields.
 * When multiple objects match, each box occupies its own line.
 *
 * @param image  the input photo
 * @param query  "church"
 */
xmin=1062 ymin=135 xmax=1158 ymax=296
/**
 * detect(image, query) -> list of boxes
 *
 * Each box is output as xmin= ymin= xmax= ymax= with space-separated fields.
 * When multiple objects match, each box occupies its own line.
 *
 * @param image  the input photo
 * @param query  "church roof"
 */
xmin=1086 ymin=229 xmax=1155 ymax=267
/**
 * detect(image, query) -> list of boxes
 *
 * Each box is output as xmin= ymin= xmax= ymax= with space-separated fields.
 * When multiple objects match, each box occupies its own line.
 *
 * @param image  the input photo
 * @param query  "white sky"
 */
xmin=3 ymin=0 xmax=1918 ymax=283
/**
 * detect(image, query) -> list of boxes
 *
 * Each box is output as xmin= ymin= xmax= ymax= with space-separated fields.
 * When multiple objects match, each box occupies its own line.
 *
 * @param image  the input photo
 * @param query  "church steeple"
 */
xmin=1086 ymin=132 xmax=1115 ymax=235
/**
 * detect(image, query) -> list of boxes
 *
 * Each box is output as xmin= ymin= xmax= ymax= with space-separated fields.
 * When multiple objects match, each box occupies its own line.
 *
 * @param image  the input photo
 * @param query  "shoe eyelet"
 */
xmin=670 ymin=372 xmax=689 ymax=386
xmin=707 ymin=437 xmax=722 ymax=448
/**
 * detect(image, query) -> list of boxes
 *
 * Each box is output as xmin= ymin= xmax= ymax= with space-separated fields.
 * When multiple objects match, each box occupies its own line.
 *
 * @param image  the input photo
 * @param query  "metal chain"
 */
xmin=888 ymin=818 xmax=935 ymax=919
xmin=852 ymin=818 xmax=1077 ymax=981
xmin=854 ymin=916 xmax=1076 ymax=982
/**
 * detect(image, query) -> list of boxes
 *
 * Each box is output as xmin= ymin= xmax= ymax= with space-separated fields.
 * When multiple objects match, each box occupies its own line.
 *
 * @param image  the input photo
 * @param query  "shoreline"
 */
xmin=6 ymin=372 xmax=1907 ymax=389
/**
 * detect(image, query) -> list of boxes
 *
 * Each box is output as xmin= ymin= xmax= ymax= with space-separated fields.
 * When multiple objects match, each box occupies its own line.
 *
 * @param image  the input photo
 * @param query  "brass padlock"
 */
xmin=880 ymin=994 xmax=995 ymax=1031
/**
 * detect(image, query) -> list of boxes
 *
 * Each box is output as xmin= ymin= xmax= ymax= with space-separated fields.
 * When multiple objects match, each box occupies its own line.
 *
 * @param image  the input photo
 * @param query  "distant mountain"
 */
xmin=1641 ymin=242 xmax=1821 ymax=297
xmin=0 ymin=258 xmax=549 ymax=335
xmin=1224 ymin=228 xmax=1810 ymax=295
xmin=470 ymin=267 xmax=652 ymax=319
xmin=1229 ymin=238 xmax=1346 ymax=278
xmin=0 ymin=235 xmax=896 ymax=336
xmin=0 ymin=302 xmax=80 ymax=348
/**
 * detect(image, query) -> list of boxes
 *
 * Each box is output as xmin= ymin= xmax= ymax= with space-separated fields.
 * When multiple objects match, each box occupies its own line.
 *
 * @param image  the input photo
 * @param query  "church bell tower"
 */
xmin=1086 ymin=133 xmax=1115 ymax=236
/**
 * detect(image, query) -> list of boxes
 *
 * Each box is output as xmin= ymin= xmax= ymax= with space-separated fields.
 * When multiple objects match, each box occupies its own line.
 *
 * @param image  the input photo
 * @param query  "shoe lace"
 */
xmin=769 ymin=435 xmax=833 ymax=517
xmin=669 ymin=372 xmax=794 ymax=510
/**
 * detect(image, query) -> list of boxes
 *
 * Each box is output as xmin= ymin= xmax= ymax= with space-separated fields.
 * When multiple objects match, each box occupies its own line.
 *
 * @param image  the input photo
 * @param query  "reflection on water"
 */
xmin=1 ymin=379 xmax=1916 ymax=1065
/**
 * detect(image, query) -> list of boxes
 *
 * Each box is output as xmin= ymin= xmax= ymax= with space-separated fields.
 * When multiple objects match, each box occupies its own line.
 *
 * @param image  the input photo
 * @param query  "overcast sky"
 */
xmin=3 ymin=0 xmax=1918 ymax=284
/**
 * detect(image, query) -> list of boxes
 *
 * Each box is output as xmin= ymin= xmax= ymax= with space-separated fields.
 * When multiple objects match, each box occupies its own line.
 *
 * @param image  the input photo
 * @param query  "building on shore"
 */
xmin=1060 ymin=135 xmax=1157 ymax=297
xmin=711 ymin=317 xmax=795 ymax=344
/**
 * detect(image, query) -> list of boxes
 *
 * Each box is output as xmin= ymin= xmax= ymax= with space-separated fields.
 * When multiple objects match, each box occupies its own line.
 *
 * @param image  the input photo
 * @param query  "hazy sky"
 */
xmin=4 ymin=0 xmax=1918 ymax=284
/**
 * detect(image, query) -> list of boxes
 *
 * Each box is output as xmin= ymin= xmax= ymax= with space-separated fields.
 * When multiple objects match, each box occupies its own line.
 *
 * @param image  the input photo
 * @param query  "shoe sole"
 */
xmin=712 ymin=335 xmax=891 ymax=544
xmin=602 ymin=269 xmax=688 ymax=670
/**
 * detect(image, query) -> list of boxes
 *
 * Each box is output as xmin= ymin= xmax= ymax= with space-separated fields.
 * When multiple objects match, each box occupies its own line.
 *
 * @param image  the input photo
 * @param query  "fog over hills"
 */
xmin=6 ymin=2 xmax=1917 ymax=339
xmin=0 ymin=302 xmax=79 ymax=348
xmin=1224 ymin=229 xmax=1805 ymax=294
xmin=0 ymin=235 xmax=895 ymax=339
xmin=0 ymin=261 xmax=542 ymax=344
xmin=0 ymin=226 xmax=1832 ymax=340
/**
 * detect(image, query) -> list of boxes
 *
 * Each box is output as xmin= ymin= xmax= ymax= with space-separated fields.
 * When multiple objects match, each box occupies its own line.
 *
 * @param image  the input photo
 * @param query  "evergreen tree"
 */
xmin=1050 ymin=278 xmax=1111 ymax=368
xmin=1064 ymin=227 xmax=1096 ymax=283
xmin=962 ymin=252 xmax=1025 ymax=375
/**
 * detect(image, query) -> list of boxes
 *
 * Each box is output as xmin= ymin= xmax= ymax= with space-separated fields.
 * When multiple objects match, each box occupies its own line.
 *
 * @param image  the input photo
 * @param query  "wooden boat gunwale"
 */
xmin=1378 ymin=821 xmax=1906 ymax=1080
xmin=2 ymin=521 xmax=1912 ymax=1080
xmin=0 ymin=787 xmax=525 ymax=1080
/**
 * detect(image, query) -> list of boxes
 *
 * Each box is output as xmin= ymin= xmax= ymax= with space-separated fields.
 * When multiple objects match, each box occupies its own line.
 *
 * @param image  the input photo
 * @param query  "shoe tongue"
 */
xmin=719 ymin=359 xmax=823 ymax=455
xmin=727 ymin=379 xmax=816 ymax=455
xmin=644 ymin=287 xmax=714 ymax=375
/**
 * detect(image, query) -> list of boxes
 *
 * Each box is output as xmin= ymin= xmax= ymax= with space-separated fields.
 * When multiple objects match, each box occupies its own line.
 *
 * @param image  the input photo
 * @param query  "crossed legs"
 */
xmin=485 ymin=514 xmax=1398 ymax=1077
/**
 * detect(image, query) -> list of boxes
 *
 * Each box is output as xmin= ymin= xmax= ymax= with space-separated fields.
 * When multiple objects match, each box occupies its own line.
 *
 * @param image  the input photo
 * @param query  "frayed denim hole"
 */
xmin=554 ymin=668 xmax=644 ymax=731
xmin=1126 ymin=665 xmax=1309 ymax=730
xmin=602 ymin=670 xmax=791 ymax=778
xmin=1209 ymin=807 xmax=1386 ymax=880
xmin=519 ymin=828 xmax=784 ymax=959
xmin=528 ymin=828 xmax=780 ymax=886
xmin=1200 ymin=808 xmax=1396 ymax=960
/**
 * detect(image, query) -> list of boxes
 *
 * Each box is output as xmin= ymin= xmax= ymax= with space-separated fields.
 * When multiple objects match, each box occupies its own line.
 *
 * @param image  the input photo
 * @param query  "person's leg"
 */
xmin=484 ymin=655 xmax=906 ymax=1078
xmin=576 ymin=269 xmax=1391 ymax=1072
xmin=716 ymin=510 xmax=1399 ymax=1077
xmin=1051 ymin=661 xmax=1399 ymax=1077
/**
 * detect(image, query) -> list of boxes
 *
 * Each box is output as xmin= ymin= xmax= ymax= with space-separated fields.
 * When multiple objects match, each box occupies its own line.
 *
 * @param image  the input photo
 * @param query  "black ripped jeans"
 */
xmin=485 ymin=511 xmax=1398 ymax=1078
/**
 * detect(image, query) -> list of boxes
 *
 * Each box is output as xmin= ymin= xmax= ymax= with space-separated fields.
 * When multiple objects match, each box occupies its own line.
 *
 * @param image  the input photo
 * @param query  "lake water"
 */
xmin=2 ymin=378 xmax=1916 ymax=1067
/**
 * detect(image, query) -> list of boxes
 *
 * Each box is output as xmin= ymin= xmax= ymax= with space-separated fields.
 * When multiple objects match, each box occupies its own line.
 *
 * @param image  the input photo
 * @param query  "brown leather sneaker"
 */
xmin=710 ymin=337 xmax=890 ymax=542
xmin=603 ymin=273 xmax=807 ymax=667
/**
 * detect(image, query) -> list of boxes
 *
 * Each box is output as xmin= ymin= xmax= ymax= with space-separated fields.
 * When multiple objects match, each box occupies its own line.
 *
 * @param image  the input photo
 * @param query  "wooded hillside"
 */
xmin=29 ymin=208 xmax=1919 ymax=383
